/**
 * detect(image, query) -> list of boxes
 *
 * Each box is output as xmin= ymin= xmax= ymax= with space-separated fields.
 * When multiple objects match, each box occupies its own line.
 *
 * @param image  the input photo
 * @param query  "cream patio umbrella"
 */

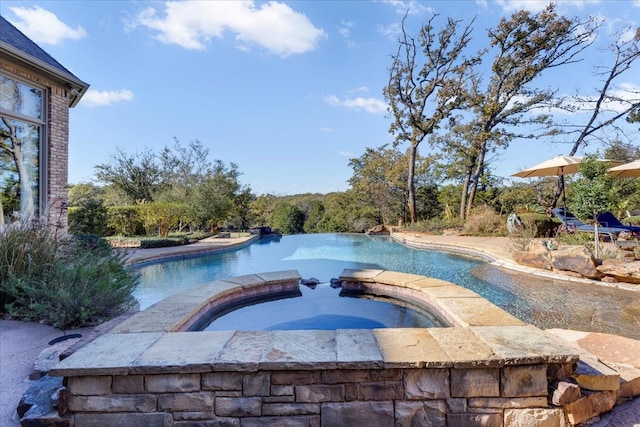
xmin=607 ymin=159 xmax=640 ymax=178
xmin=511 ymin=155 xmax=584 ymax=215
xmin=511 ymin=155 xmax=584 ymax=178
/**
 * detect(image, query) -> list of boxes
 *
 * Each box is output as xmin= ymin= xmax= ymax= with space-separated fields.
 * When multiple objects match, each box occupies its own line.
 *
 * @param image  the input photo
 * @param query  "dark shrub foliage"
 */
xmin=0 ymin=221 xmax=138 ymax=329
xmin=68 ymin=198 xmax=108 ymax=235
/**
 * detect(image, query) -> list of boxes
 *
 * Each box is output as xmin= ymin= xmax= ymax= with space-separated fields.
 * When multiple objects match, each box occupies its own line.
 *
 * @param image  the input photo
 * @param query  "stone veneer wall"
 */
xmin=0 ymin=60 xmax=70 ymax=228
xmin=51 ymin=269 xmax=580 ymax=427
xmin=65 ymin=363 xmax=570 ymax=427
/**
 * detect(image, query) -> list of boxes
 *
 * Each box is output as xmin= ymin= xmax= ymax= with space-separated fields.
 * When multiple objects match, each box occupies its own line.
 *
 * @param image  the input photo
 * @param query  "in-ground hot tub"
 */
xmin=51 ymin=269 xmax=579 ymax=426
xmin=192 ymin=274 xmax=447 ymax=332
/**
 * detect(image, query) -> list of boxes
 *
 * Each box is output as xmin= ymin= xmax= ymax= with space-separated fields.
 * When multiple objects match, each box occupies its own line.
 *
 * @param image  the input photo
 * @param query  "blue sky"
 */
xmin=1 ymin=0 xmax=639 ymax=195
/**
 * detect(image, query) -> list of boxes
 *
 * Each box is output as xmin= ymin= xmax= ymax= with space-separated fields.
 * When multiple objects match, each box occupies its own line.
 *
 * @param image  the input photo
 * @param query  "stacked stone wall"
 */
xmin=65 ymin=364 xmax=568 ymax=427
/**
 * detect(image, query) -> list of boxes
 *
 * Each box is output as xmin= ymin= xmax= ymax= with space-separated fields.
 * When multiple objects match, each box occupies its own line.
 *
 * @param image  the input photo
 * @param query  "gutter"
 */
xmin=0 ymin=41 xmax=90 ymax=107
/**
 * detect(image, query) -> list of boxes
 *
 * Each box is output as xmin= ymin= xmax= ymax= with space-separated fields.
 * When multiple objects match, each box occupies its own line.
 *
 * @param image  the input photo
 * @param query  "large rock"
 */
xmin=366 ymin=225 xmax=390 ymax=235
xmin=550 ymin=246 xmax=602 ymax=279
xmin=511 ymin=241 xmax=552 ymax=270
xmin=596 ymin=260 xmax=640 ymax=284
xmin=17 ymin=374 xmax=70 ymax=426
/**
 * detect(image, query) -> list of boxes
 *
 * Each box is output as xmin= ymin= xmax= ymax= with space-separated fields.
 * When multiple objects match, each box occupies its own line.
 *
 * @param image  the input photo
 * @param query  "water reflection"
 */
xmin=133 ymin=233 xmax=640 ymax=339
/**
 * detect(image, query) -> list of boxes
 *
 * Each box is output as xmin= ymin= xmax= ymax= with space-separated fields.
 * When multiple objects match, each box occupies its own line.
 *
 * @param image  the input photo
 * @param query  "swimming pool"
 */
xmin=133 ymin=233 xmax=640 ymax=339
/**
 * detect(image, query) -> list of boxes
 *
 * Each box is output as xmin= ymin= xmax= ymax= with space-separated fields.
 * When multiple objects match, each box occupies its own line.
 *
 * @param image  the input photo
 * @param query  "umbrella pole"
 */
xmin=560 ymin=174 xmax=567 ymax=226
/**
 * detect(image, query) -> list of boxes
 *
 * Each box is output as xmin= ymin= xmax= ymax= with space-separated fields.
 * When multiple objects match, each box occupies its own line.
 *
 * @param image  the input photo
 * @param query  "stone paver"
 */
xmin=50 ymin=332 xmax=164 ymax=376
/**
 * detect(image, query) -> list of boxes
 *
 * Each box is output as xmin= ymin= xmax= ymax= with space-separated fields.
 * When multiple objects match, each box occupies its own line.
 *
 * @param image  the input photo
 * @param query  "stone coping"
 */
xmin=50 ymin=269 xmax=579 ymax=378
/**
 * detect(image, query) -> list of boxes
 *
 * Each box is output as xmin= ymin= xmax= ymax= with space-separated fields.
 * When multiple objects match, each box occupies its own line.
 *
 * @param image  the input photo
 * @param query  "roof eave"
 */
xmin=0 ymin=41 xmax=90 ymax=108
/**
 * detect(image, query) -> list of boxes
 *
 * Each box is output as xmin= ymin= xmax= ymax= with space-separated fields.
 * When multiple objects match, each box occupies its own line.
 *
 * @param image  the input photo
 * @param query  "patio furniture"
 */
xmin=596 ymin=212 xmax=640 ymax=236
xmin=551 ymin=208 xmax=628 ymax=240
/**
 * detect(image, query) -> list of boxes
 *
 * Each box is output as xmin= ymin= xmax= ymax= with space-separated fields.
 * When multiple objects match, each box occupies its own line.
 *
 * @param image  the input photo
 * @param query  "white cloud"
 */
xmin=338 ymin=20 xmax=356 ymax=47
xmin=320 ymin=127 xmax=333 ymax=133
xmin=129 ymin=1 xmax=326 ymax=57
xmin=324 ymin=94 xmax=388 ymax=114
xmin=339 ymin=151 xmax=355 ymax=158
xmin=348 ymin=86 xmax=370 ymax=94
xmin=9 ymin=6 xmax=87 ymax=45
xmin=495 ymin=0 xmax=600 ymax=12
xmin=380 ymin=0 xmax=433 ymax=16
xmin=378 ymin=22 xmax=402 ymax=42
xmin=81 ymin=89 xmax=134 ymax=107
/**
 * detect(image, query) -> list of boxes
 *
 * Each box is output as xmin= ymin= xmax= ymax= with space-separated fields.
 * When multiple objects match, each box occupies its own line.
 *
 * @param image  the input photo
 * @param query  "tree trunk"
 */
xmin=407 ymin=143 xmax=417 ymax=224
xmin=459 ymin=172 xmax=471 ymax=220
xmin=593 ymin=220 xmax=600 ymax=260
xmin=465 ymin=140 xmax=487 ymax=218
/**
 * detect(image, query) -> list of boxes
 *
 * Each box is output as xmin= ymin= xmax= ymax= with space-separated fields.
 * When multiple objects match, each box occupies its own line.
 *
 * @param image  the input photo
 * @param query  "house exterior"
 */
xmin=0 ymin=15 xmax=89 ymax=228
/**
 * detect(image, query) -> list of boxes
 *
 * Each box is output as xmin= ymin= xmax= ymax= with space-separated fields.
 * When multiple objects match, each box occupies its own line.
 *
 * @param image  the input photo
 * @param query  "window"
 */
xmin=0 ymin=73 xmax=46 ymax=222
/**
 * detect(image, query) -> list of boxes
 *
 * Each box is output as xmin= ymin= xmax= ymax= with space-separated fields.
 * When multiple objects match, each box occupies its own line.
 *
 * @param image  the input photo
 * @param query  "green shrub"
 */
xmin=0 ymin=221 xmax=57 ymax=308
xmin=270 ymin=203 xmax=305 ymax=235
xmin=68 ymin=198 xmax=108 ymax=235
xmin=0 ymin=220 xmax=138 ymax=329
xmin=139 ymin=237 xmax=189 ymax=249
xmin=627 ymin=215 xmax=640 ymax=226
xmin=518 ymin=213 xmax=559 ymax=238
xmin=107 ymin=206 xmax=144 ymax=236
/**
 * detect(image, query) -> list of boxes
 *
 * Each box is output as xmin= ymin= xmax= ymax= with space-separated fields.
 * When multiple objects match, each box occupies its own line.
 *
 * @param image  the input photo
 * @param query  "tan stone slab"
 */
xmin=576 ymin=333 xmax=640 ymax=369
xmin=50 ymin=332 xmax=164 ymax=376
xmin=372 ymin=328 xmax=451 ymax=368
xmin=335 ymin=329 xmax=383 ymax=368
xmin=421 ymin=285 xmax=481 ymax=299
xmin=257 ymin=270 xmax=302 ymax=284
xmin=260 ymin=330 xmax=337 ymax=369
xmin=339 ymin=269 xmax=384 ymax=282
xmin=131 ymin=331 xmax=234 ymax=373
xmin=109 ymin=302 xmax=200 ymax=333
xmin=159 ymin=292 xmax=217 ymax=305
xmin=574 ymin=362 xmax=620 ymax=391
xmin=429 ymin=328 xmax=502 ymax=368
xmin=221 ymin=274 xmax=266 ymax=286
xmin=405 ymin=277 xmax=454 ymax=290
xmin=178 ymin=281 xmax=240 ymax=299
xmin=436 ymin=297 xmax=525 ymax=327
xmin=374 ymin=271 xmax=426 ymax=287
xmin=472 ymin=326 xmax=579 ymax=365
xmin=215 ymin=331 xmax=273 ymax=371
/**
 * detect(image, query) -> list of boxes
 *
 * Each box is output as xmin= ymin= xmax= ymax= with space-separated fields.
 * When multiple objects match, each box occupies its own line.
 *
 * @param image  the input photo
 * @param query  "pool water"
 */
xmin=133 ymin=233 xmax=640 ymax=339
xmin=199 ymin=283 xmax=445 ymax=331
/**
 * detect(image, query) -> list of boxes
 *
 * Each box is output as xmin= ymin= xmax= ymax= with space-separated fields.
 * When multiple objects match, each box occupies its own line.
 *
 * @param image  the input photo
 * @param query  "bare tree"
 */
xmin=552 ymin=27 xmax=640 ymax=206
xmin=385 ymin=13 xmax=477 ymax=224
xmin=457 ymin=4 xmax=597 ymax=219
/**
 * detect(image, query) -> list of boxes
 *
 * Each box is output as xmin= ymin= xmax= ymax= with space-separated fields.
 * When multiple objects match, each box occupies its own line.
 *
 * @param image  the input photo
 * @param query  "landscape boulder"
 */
xmin=511 ymin=241 xmax=553 ymax=271
xmin=366 ymin=225 xmax=390 ymax=235
xmin=550 ymin=246 xmax=602 ymax=280
xmin=596 ymin=260 xmax=640 ymax=284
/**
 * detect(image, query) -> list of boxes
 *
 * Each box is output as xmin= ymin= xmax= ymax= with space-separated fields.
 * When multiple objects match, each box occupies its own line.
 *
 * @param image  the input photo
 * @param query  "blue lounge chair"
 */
xmin=551 ymin=208 xmax=628 ymax=240
xmin=596 ymin=212 xmax=640 ymax=235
